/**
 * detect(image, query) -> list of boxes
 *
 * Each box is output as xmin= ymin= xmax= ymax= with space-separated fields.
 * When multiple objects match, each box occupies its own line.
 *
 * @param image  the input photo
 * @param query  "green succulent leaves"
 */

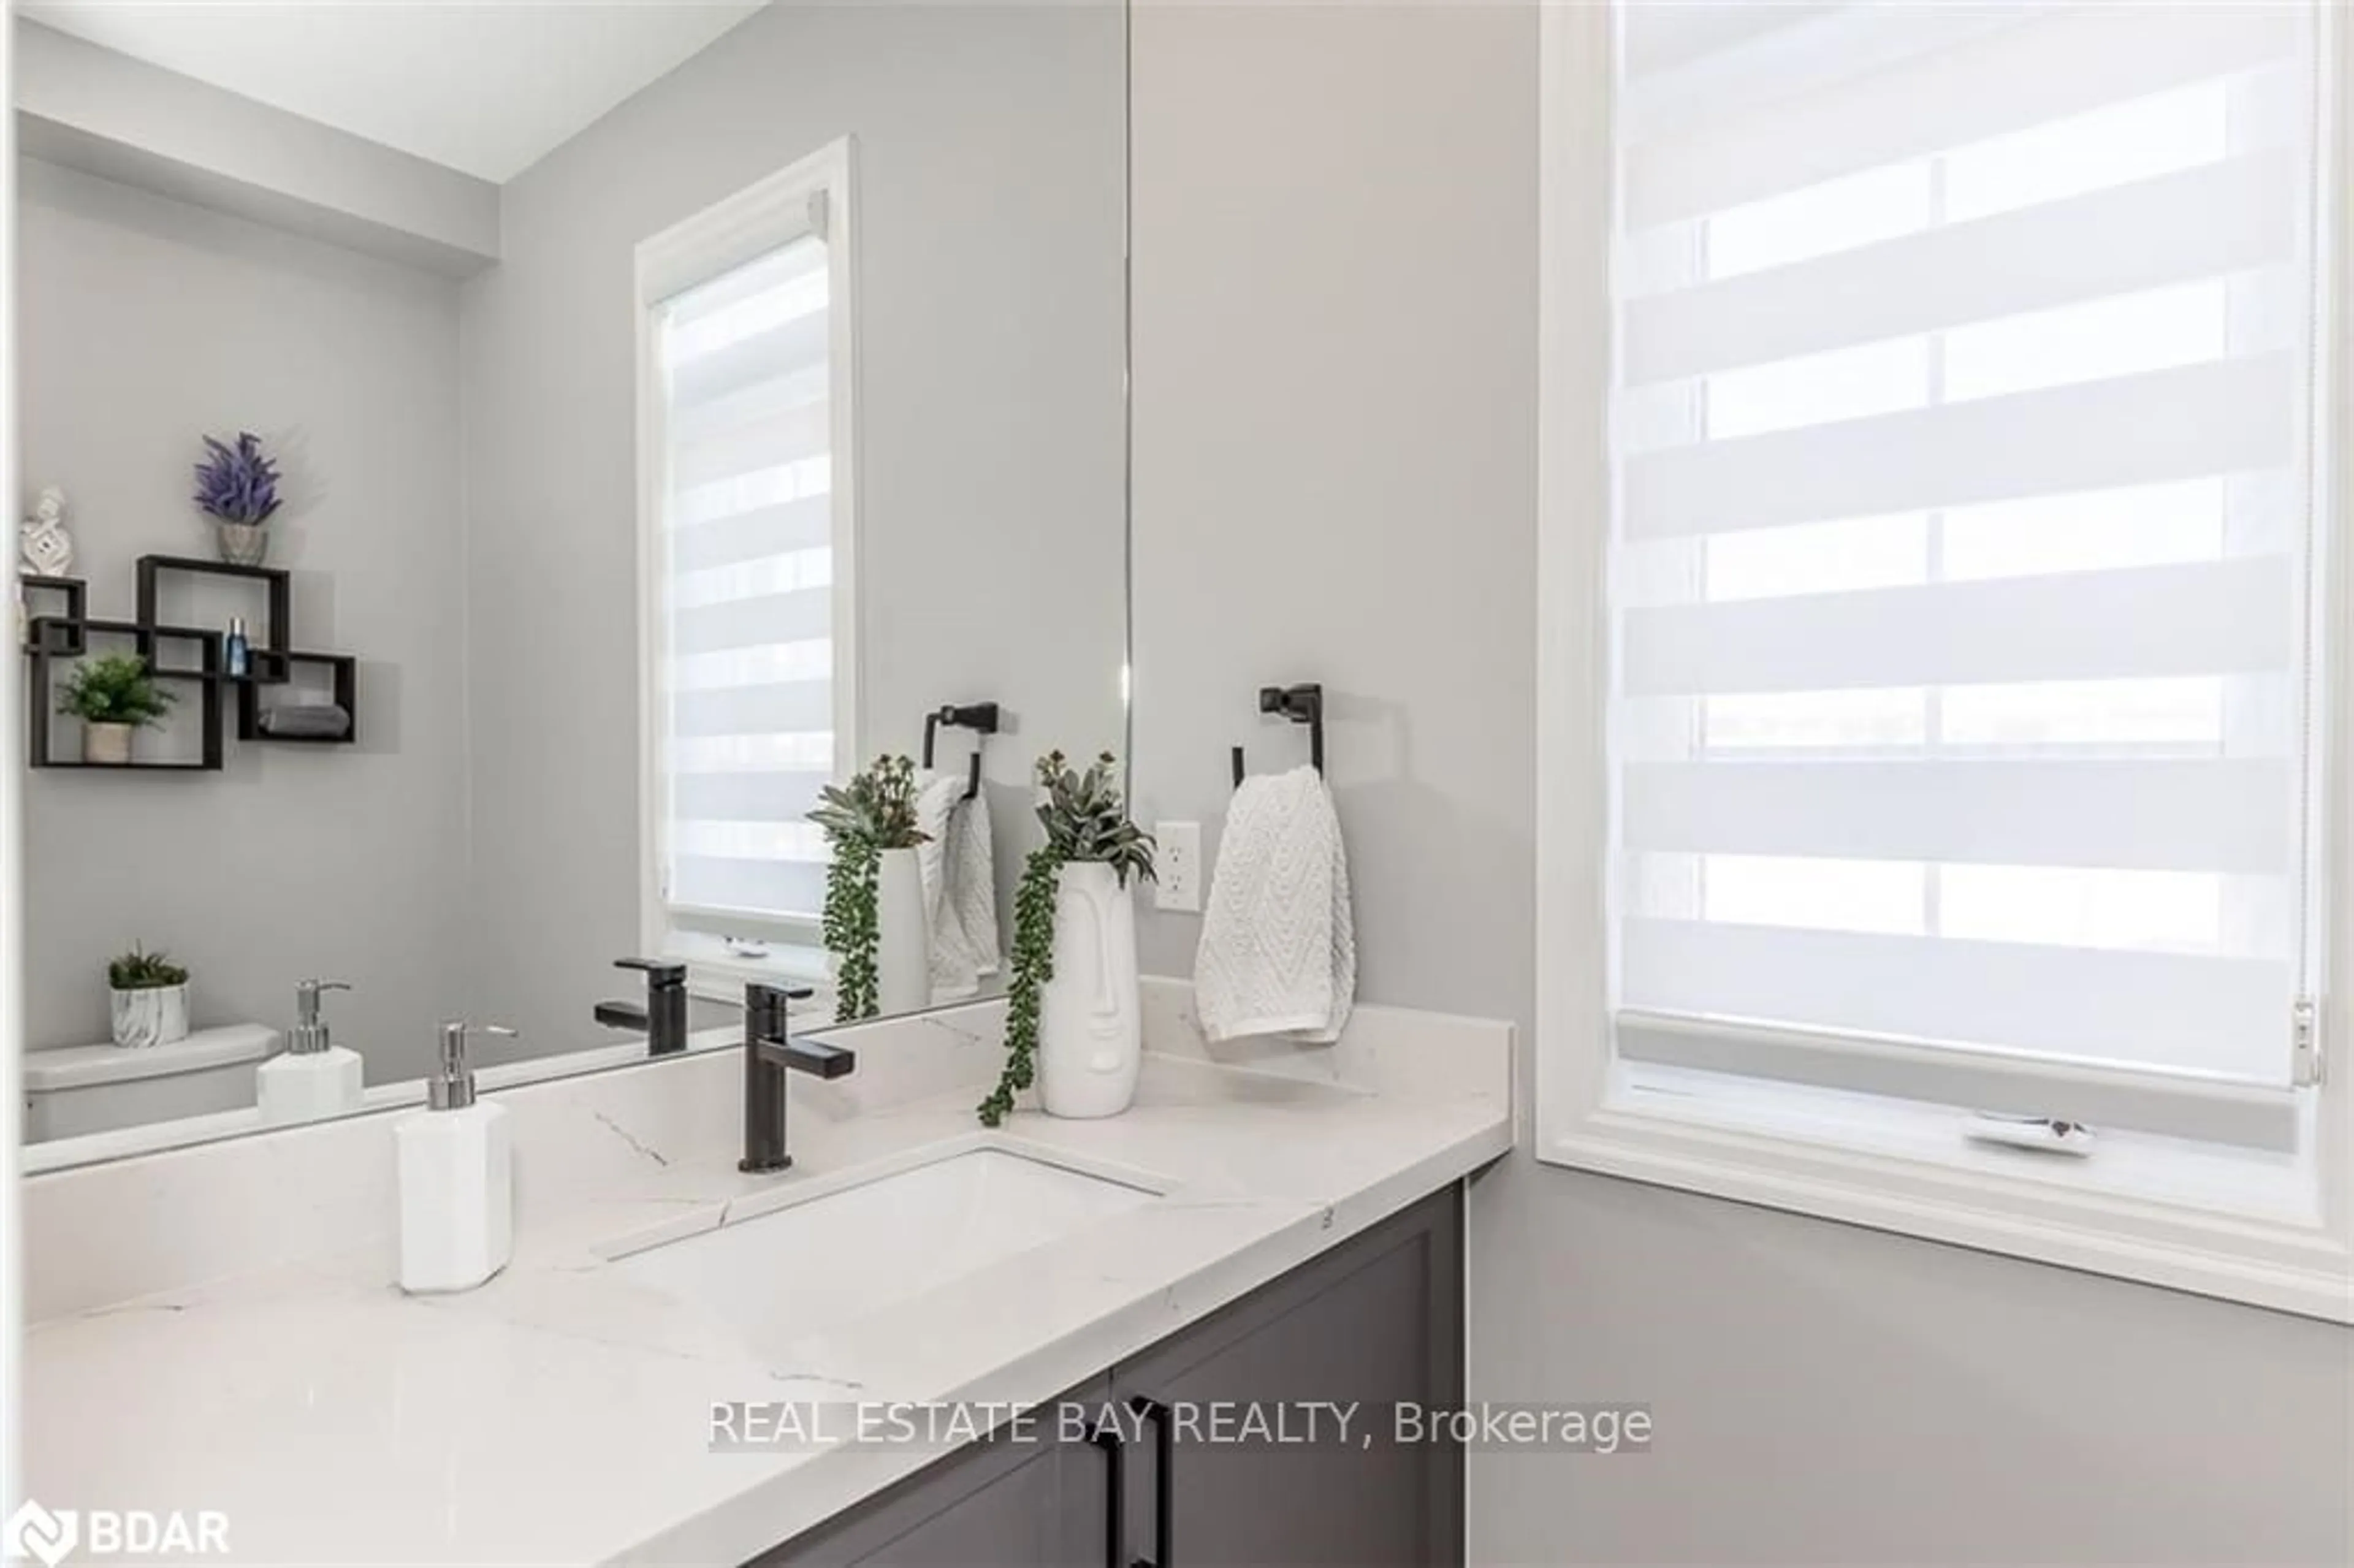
xmin=110 ymin=944 xmax=189 ymax=991
xmin=977 ymin=845 xmax=1062 ymax=1128
xmin=1034 ymin=749 xmax=1157 ymax=885
xmin=820 ymin=835 xmax=882 ymax=1022
xmin=807 ymin=753 xmax=928 ymax=852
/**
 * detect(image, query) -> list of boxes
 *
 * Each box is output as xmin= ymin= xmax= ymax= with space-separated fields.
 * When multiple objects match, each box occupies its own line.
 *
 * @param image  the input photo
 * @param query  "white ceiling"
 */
xmin=22 ymin=1 xmax=769 ymax=183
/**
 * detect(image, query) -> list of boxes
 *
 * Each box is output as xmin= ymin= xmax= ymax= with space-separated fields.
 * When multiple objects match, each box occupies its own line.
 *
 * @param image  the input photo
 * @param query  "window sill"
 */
xmin=661 ymin=934 xmax=834 ymax=1010
xmin=1540 ymin=1065 xmax=2353 ymax=1323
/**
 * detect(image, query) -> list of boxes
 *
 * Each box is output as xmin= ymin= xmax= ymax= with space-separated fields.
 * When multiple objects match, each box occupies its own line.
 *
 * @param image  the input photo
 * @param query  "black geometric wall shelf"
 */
xmin=26 ymin=615 xmax=225 ymax=771
xmin=21 ymin=575 xmax=86 ymax=643
xmin=21 ymin=554 xmax=360 ymax=771
xmin=238 ymin=651 xmax=357 ymax=744
xmin=136 ymin=555 xmax=291 ymax=654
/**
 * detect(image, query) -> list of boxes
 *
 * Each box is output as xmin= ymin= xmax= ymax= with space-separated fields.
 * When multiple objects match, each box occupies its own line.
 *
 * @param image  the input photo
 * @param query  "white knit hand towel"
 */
xmin=1194 ymin=764 xmax=1355 ymax=1044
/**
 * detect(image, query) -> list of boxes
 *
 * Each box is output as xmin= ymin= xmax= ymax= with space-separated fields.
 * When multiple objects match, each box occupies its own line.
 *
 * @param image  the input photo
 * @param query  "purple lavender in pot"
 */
xmin=194 ymin=432 xmax=283 ymax=565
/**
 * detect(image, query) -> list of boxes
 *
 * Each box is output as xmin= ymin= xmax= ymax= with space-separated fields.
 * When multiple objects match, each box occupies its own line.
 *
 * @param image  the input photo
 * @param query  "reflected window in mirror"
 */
xmin=638 ymin=142 xmax=857 ymax=983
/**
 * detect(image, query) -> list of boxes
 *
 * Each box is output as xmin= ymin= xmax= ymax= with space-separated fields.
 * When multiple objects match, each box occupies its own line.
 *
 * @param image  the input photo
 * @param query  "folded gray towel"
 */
xmin=259 ymin=704 xmax=351 ymax=739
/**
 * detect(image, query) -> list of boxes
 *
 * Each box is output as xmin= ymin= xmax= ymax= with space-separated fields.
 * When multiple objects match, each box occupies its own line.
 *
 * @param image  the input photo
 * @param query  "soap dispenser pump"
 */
xmin=256 ymin=979 xmax=364 ymax=1124
xmin=396 ymin=1021 xmax=517 ymax=1293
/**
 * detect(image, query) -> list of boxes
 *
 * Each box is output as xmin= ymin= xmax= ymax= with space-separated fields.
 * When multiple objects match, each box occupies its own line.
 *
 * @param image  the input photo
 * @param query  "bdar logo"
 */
xmin=3 ymin=1502 xmax=226 ymax=1563
xmin=3 ymin=1501 xmax=78 ymax=1568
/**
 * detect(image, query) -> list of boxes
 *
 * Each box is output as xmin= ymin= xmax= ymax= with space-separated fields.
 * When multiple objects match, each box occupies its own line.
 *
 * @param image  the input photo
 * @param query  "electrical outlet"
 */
xmin=1155 ymin=820 xmax=1203 ymax=912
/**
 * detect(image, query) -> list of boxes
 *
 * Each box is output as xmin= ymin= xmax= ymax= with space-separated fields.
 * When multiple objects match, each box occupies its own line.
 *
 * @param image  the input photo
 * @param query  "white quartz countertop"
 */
xmin=25 ymin=1008 xmax=1511 ymax=1566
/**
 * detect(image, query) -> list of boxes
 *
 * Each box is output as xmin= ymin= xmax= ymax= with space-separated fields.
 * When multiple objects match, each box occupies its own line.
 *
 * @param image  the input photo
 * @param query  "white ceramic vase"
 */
xmin=874 ymin=845 xmax=931 ymax=1016
xmin=83 ymin=721 xmax=133 ymax=765
xmin=110 ymin=983 xmax=189 ymax=1049
xmin=1037 ymin=859 xmax=1141 ymax=1118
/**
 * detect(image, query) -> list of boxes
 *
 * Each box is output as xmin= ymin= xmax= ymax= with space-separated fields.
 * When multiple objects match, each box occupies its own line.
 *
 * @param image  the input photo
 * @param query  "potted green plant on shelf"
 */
xmin=192 ymin=430 xmax=284 ymax=565
xmin=979 ymin=751 xmax=1154 ymax=1127
xmin=58 ymin=652 xmax=177 ymax=765
xmin=109 ymin=945 xmax=190 ymax=1048
xmin=809 ymin=754 xmax=931 ymax=1022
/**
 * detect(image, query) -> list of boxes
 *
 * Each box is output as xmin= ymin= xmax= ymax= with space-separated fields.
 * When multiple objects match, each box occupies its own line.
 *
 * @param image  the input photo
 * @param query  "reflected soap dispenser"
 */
xmin=396 ymin=1021 xmax=517 ymax=1293
xmin=257 ymin=979 xmax=364 ymax=1123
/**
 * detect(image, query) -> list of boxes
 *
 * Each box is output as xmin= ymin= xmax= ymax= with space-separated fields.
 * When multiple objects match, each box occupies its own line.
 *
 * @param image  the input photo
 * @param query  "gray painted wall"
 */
xmin=1127 ymin=5 xmax=2354 ymax=1564
xmin=460 ymin=0 xmax=1127 ymax=1049
xmin=17 ymin=157 xmax=467 ymax=1085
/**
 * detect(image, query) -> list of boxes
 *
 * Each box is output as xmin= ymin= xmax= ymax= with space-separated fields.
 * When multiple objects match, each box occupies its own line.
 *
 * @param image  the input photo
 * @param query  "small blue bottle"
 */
xmin=224 ymin=615 xmax=249 ymax=680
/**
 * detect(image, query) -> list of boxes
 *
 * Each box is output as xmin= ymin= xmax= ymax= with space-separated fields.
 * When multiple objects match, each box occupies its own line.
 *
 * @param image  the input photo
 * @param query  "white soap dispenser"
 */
xmin=396 ymin=1021 xmax=517 ymax=1293
xmin=256 ymin=978 xmax=364 ymax=1123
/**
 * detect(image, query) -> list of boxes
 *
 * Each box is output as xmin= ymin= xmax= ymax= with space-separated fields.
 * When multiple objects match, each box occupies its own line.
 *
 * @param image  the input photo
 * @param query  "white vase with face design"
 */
xmin=1036 ymin=860 xmax=1141 ymax=1118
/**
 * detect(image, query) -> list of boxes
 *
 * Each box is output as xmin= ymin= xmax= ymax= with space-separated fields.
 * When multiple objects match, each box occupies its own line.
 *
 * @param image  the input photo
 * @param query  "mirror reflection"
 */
xmin=13 ymin=0 xmax=1128 ymax=1166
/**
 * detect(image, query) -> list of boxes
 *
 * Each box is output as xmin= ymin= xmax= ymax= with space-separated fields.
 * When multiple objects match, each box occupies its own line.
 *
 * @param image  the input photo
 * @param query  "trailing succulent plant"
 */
xmin=58 ymin=653 xmax=177 ymax=729
xmin=109 ymin=945 xmax=189 ymax=991
xmin=809 ymin=755 xmax=929 ymax=1022
xmin=192 ymin=432 xmax=283 ymax=526
xmin=978 ymin=752 xmax=1155 ymax=1127
xmin=819 ymin=835 xmax=883 ymax=1022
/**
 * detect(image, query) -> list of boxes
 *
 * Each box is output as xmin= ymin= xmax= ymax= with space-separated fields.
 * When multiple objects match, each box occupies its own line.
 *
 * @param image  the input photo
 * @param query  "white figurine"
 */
xmin=20 ymin=487 xmax=74 ymax=577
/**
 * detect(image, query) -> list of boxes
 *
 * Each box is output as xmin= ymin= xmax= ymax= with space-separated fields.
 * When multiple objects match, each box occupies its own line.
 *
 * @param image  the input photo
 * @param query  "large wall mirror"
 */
xmin=12 ymin=1 xmax=1129 ymax=1168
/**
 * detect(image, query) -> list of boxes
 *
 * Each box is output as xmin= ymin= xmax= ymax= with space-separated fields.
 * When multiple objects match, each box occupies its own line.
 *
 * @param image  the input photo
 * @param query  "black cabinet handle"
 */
xmin=1089 ymin=1421 xmax=1127 ymax=1568
xmin=1128 ymin=1397 xmax=1173 ymax=1568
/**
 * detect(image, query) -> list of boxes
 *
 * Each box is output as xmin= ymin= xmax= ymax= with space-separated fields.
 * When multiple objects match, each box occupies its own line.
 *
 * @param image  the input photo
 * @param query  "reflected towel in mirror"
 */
xmin=916 ymin=770 xmax=999 ymax=1002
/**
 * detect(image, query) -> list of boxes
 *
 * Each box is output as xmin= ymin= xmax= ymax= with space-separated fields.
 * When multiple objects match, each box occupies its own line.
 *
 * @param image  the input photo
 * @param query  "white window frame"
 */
xmin=634 ymin=139 xmax=859 ymax=994
xmin=1536 ymin=7 xmax=2354 ymax=1323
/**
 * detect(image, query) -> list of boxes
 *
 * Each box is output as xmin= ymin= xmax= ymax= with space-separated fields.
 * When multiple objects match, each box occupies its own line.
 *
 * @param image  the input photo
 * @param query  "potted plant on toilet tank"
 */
xmin=192 ymin=430 xmax=284 ymax=565
xmin=109 ymin=945 xmax=190 ymax=1049
xmin=58 ymin=652 xmax=177 ymax=765
xmin=809 ymin=755 xmax=931 ymax=1022
xmin=979 ymin=751 xmax=1154 ymax=1126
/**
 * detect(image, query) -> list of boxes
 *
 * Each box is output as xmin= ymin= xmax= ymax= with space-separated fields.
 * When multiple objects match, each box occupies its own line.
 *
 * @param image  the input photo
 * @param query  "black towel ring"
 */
xmin=1230 ymin=683 xmax=1324 ymax=789
xmin=923 ymin=701 xmax=1001 ymax=801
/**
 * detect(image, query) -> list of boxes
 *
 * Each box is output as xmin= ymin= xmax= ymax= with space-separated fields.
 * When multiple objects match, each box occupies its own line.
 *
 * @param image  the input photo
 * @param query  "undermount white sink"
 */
xmin=609 ymin=1148 xmax=1160 ymax=1348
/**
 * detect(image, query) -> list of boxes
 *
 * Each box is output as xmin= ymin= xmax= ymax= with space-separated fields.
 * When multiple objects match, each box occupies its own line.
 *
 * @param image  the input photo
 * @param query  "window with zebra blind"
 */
xmin=638 ymin=144 xmax=855 ymax=957
xmin=1539 ymin=2 xmax=2353 ymax=1319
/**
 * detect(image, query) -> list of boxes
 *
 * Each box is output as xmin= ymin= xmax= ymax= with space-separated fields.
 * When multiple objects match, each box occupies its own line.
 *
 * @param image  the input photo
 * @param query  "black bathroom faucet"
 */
xmin=739 ymin=982 xmax=855 ymax=1173
xmin=593 ymin=957 xmax=690 ymax=1056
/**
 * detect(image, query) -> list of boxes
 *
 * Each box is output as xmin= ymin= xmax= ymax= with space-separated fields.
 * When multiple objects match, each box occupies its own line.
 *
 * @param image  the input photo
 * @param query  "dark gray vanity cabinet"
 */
xmin=758 ymin=1187 xmax=1465 ymax=1568
xmin=758 ymin=1374 xmax=1116 ymax=1568
xmin=1114 ymin=1187 xmax=1464 ymax=1566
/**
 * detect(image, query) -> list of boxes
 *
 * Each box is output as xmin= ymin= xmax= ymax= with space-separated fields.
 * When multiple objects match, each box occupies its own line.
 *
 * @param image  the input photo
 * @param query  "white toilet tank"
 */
xmin=22 ymin=1025 xmax=280 ymax=1143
